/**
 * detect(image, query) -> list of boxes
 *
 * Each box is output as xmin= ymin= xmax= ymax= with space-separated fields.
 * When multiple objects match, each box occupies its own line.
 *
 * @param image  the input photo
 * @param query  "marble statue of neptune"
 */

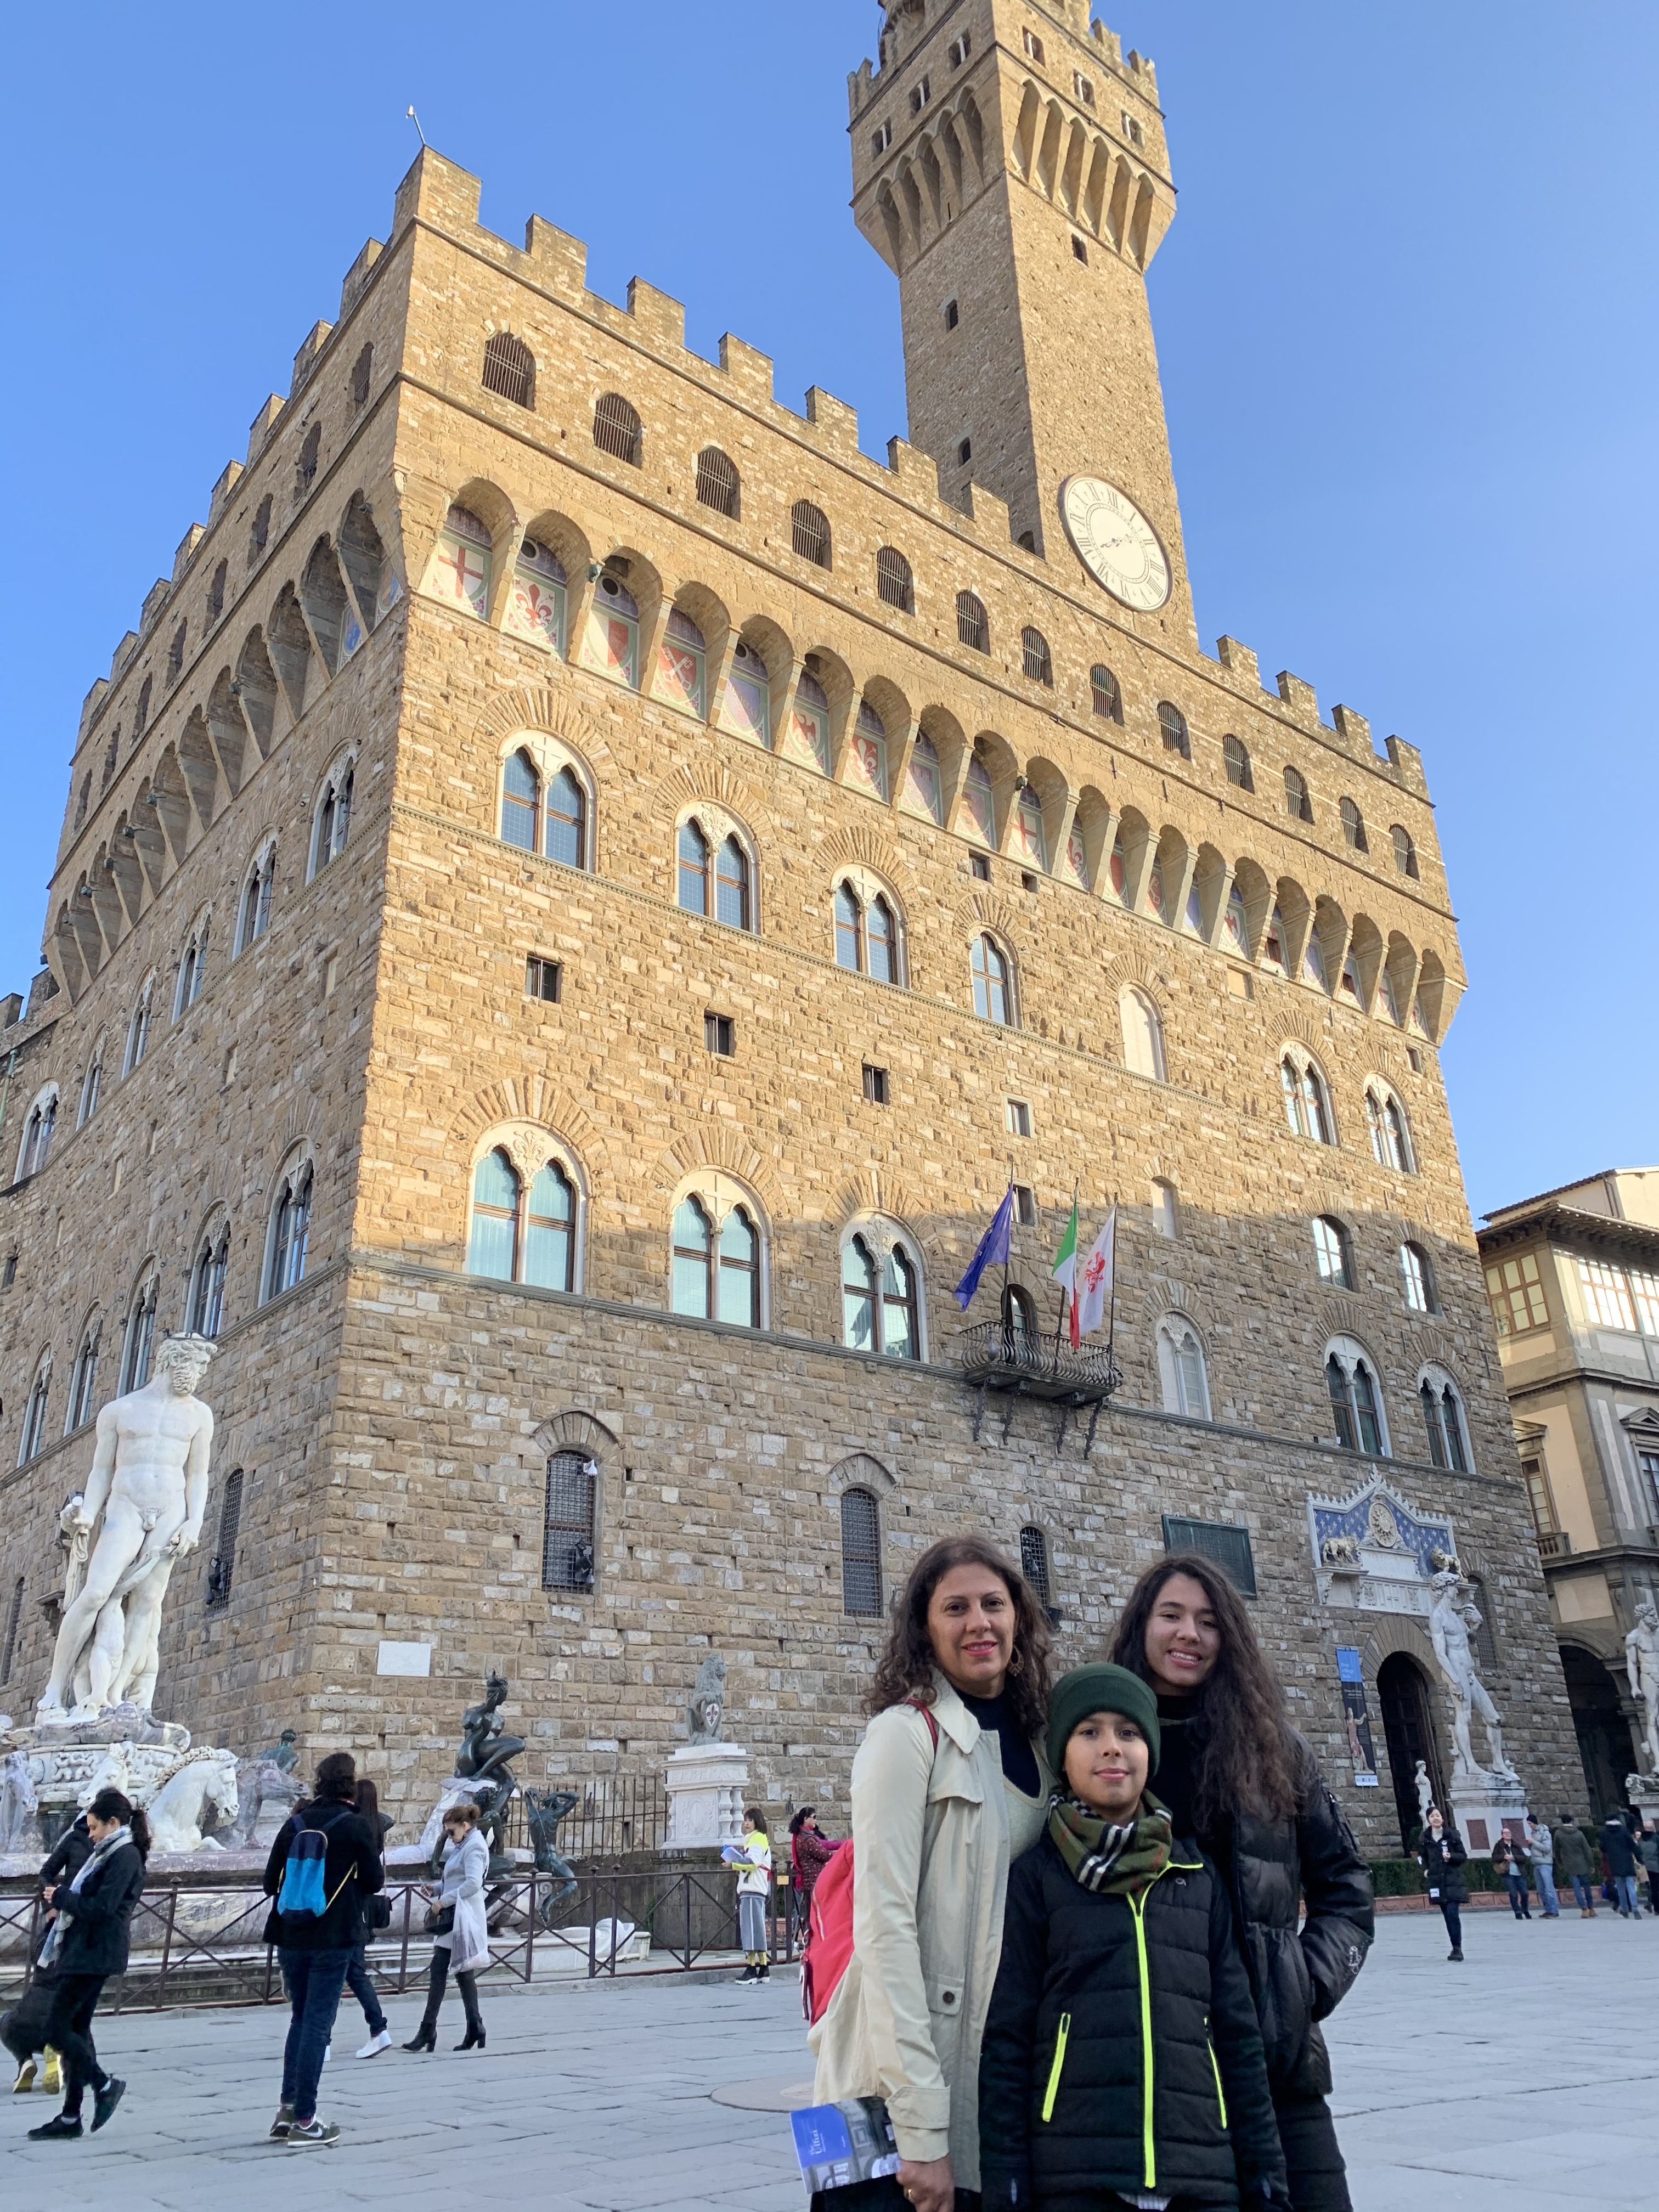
xmin=37 ymin=1333 xmax=216 ymax=1723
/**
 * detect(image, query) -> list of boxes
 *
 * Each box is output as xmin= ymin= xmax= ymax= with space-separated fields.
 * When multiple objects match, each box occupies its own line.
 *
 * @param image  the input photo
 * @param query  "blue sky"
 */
xmin=3 ymin=2 xmax=1655 ymax=1218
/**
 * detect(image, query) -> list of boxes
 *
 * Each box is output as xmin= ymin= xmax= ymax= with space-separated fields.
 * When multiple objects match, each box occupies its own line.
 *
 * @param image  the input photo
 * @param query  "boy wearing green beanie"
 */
xmin=978 ymin=1664 xmax=1288 ymax=2212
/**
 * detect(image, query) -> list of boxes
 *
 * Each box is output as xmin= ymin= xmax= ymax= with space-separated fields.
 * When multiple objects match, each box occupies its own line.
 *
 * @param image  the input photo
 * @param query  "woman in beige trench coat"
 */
xmin=810 ymin=1536 xmax=1054 ymax=2212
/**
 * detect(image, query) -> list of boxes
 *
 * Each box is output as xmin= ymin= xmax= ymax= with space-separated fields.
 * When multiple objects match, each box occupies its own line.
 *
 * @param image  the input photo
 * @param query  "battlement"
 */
xmin=851 ymin=3 xmax=1157 ymax=117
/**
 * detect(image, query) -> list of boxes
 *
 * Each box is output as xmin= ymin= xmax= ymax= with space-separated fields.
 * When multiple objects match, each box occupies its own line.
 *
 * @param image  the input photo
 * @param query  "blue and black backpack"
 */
xmin=276 ymin=1806 xmax=351 ymax=1919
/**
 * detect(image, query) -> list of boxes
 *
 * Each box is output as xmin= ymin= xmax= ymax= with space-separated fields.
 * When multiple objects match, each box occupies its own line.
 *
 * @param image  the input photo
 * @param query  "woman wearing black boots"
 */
xmin=404 ymin=1801 xmax=490 ymax=2053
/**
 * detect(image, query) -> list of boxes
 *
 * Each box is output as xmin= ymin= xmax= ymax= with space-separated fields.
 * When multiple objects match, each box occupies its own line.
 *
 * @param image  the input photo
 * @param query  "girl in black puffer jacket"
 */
xmin=980 ymin=1664 xmax=1289 ymax=2212
xmin=1108 ymin=1559 xmax=1374 ymax=2212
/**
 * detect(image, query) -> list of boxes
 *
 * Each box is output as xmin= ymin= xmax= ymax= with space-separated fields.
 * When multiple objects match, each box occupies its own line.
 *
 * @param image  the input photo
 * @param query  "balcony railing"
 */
xmin=1536 ymin=1529 xmax=1572 ymax=1560
xmin=957 ymin=1319 xmax=1123 ymax=1451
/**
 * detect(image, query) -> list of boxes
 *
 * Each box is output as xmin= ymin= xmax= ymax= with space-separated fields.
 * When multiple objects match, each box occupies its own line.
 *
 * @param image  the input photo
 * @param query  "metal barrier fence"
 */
xmin=0 ymin=1870 xmax=802 ymax=2014
xmin=497 ymin=1772 xmax=670 ymax=1860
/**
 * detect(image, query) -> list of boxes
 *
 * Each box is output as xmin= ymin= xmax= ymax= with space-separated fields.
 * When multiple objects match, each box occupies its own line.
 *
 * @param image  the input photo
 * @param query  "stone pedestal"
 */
xmin=1450 ymin=1771 xmax=1528 ymax=1855
xmin=1626 ymin=1773 xmax=1659 ymax=1828
xmin=1 ymin=1707 xmax=242 ymax=1866
xmin=664 ymin=1742 xmax=748 ymax=1852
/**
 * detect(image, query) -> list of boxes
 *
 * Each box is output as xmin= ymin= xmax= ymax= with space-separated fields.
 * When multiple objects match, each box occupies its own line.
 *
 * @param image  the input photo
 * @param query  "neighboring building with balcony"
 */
xmin=1479 ymin=1168 xmax=1659 ymax=1814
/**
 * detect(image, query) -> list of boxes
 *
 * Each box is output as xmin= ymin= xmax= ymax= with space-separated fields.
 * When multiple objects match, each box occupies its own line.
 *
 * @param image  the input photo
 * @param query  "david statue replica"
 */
xmin=38 ymin=1332 xmax=216 ymax=1724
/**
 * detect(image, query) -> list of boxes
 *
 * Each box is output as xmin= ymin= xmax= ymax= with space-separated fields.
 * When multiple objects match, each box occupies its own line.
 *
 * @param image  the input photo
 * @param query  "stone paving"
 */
xmin=3 ymin=1909 xmax=1656 ymax=2209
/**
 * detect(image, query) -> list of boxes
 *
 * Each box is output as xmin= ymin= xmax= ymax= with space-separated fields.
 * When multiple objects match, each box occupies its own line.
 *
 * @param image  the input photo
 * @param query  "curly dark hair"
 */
xmin=869 ymin=1536 xmax=1053 ymax=1741
xmin=1107 ymin=1554 xmax=1300 ymax=1824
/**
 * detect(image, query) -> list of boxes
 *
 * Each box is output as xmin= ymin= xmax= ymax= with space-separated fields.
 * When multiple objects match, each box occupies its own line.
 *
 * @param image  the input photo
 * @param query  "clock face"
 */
xmin=1058 ymin=476 xmax=1172 ymax=612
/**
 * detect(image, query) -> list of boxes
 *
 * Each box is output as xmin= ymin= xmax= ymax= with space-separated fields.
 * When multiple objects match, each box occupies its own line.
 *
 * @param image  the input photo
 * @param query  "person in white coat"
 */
xmin=810 ymin=1535 xmax=1054 ymax=2212
xmin=403 ymin=1801 xmax=490 ymax=2052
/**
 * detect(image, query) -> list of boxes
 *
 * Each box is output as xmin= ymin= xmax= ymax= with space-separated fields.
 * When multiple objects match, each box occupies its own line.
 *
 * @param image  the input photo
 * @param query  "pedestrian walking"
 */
xmin=2 ymin=1810 xmax=92 ymax=2097
xmin=1492 ymin=1825 xmax=1532 ymax=1918
xmin=1638 ymin=1821 xmax=1659 ymax=1915
xmin=1526 ymin=1816 xmax=1560 ymax=1918
xmin=263 ymin=1748 xmax=386 ymax=2144
xmin=402 ymin=1799 xmax=490 ymax=2052
xmin=343 ymin=1775 xmax=393 ymax=2058
xmin=979 ymin=1662 xmax=1288 ymax=2212
xmin=1599 ymin=1810 xmax=1643 ymax=1918
xmin=810 ymin=1535 xmax=1054 ymax=2212
xmin=1553 ymin=1813 xmax=1598 ymax=1915
xmin=1107 ymin=1556 xmax=1374 ymax=2212
xmin=732 ymin=1806 xmax=774 ymax=1984
xmin=21 ymin=1787 xmax=148 ymax=2140
xmin=788 ymin=1805 xmax=840 ymax=1943
xmin=1415 ymin=1807 xmax=1468 ymax=1960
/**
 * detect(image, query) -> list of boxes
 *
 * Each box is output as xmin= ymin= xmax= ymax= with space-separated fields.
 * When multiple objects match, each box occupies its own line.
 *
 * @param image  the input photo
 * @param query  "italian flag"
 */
xmin=1052 ymin=1197 xmax=1081 ymax=1349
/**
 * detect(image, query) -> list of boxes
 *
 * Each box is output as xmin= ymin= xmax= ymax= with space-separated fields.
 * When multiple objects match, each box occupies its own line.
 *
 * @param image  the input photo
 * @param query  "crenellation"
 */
xmin=338 ymin=237 xmax=384 ymax=319
xmin=522 ymin=214 xmax=587 ymax=297
xmin=139 ymin=578 xmax=171 ymax=632
xmin=1385 ymin=733 xmax=1429 ymax=797
xmin=207 ymin=459 xmax=243 ymax=524
xmin=1215 ymin=635 xmax=1262 ymax=689
xmin=290 ymin=318 xmax=335 ymax=396
xmin=171 ymin=522 xmax=205 ymax=583
xmin=802 ymin=386 xmax=861 ymax=456
xmin=624 ymin=275 xmax=686 ymax=351
xmin=1329 ymin=703 xmax=1372 ymax=758
xmin=392 ymin=145 xmax=482 ymax=242
xmin=1276 ymin=669 xmax=1319 ymax=723
xmin=246 ymin=393 xmax=285 ymax=465
xmin=716 ymin=332 xmax=775 ymax=408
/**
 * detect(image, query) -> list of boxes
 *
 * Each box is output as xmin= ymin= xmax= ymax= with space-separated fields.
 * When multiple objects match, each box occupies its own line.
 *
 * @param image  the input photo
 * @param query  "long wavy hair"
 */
xmin=869 ymin=1536 xmax=1053 ymax=1742
xmin=1107 ymin=1554 xmax=1300 ymax=1824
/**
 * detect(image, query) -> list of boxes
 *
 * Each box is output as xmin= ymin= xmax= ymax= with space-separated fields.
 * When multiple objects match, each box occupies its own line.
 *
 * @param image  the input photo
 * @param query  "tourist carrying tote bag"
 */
xmin=810 ymin=1537 xmax=1053 ymax=2212
xmin=404 ymin=1801 xmax=490 ymax=2051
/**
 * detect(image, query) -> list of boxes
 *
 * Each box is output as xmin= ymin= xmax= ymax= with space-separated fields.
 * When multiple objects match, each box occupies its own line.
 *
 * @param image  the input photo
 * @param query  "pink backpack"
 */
xmin=800 ymin=1701 xmax=938 ymax=2026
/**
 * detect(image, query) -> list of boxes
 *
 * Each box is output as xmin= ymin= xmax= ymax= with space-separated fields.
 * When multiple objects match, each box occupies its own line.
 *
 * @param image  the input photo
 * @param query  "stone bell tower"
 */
xmin=849 ymin=1 xmax=1192 ymax=642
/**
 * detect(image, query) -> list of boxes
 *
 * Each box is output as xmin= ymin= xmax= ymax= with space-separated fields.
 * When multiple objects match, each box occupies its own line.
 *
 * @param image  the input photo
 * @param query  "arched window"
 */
xmin=1312 ymin=1215 xmax=1354 ymax=1290
xmin=670 ymin=1192 xmax=762 ymax=1326
xmin=842 ymin=1229 xmax=921 ymax=1359
xmin=124 ymin=983 xmax=153 ymax=1076
xmin=695 ymin=445 xmax=741 ymax=518
xmin=16 ymin=1094 xmax=57 ymax=1181
xmin=716 ymin=836 xmax=752 ymax=930
xmin=1015 ymin=787 xmax=1047 ymax=868
xmin=962 ymin=754 xmax=995 ymax=844
xmin=848 ymin=701 xmax=887 ymax=797
xmin=481 ymin=330 xmax=535 ymax=408
xmin=1001 ymin=1283 xmax=1038 ymax=1348
xmin=678 ymin=819 xmax=710 ymax=916
xmin=207 ymin=559 xmax=227 ymax=626
xmin=792 ymin=500 xmax=832 ymax=568
xmin=1022 ymin=628 xmax=1053 ymax=686
xmin=834 ymin=883 xmax=863 ymax=972
xmin=876 ymin=545 xmax=915 ymax=613
xmin=1391 ymin=824 xmax=1419 ymax=879
xmin=67 ymin=1322 xmax=100 ymax=1432
xmin=1340 ymin=797 xmax=1368 ymax=853
xmin=1091 ymin=664 xmax=1122 ymax=723
xmin=506 ymin=538 xmax=567 ymax=651
xmin=18 ymin=1363 xmax=49 ymax=1466
xmin=136 ymin=674 xmax=153 ymax=734
xmin=1158 ymin=701 xmax=1190 ymax=758
xmin=121 ymin=1274 xmax=159 ymax=1391
xmin=1223 ymin=735 xmax=1253 ymax=791
xmin=167 ymin=619 xmax=187 ymax=681
xmin=1400 ymin=1242 xmax=1435 ymax=1314
xmin=1284 ymin=766 xmax=1313 ymax=823
xmin=957 ymin=591 xmax=989 ymax=652
xmin=189 ymin=1226 xmax=230 ymax=1338
xmin=525 ymin=1159 xmax=577 ymax=1289
xmin=173 ymin=917 xmax=210 ymax=1018
xmin=237 ymin=843 xmax=276 ymax=952
xmin=840 ymin=1486 xmax=882 ymax=1617
xmin=350 ymin=341 xmax=373 ymax=409
xmin=430 ymin=504 xmax=492 ymax=618
xmin=582 ymin=572 xmax=639 ymax=686
xmin=1157 ymin=1317 xmax=1210 ymax=1419
xmin=1120 ymin=987 xmax=1165 ymax=1081
xmin=718 ymin=1204 xmax=760 ymax=1325
xmin=901 ymin=733 xmax=944 ymax=824
xmin=1280 ymin=1053 xmax=1334 ymax=1144
xmin=593 ymin=391 xmax=642 ymax=465
xmin=1365 ymin=1086 xmax=1415 ymax=1172
xmin=671 ymin=1194 xmax=712 ymax=1314
xmin=1327 ymin=1343 xmax=1386 ymax=1454
xmin=312 ymin=759 xmax=354 ymax=876
xmin=1420 ymin=1373 xmax=1471 ymax=1473
xmin=77 ymin=1047 xmax=103 ymax=1129
xmin=467 ymin=1148 xmax=577 ymax=1289
xmin=723 ymin=640 xmax=771 ymax=747
xmin=1019 ymin=1525 xmax=1053 ymax=1607
xmin=295 ymin=424 xmax=320 ymax=496
xmin=468 ymin=1148 xmax=520 ymax=1279
xmin=658 ymin=608 xmax=707 ymax=719
xmin=972 ymin=934 xmax=1012 ymax=1025
xmin=266 ymin=1162 xmax=313 ymax=1301
xmin=543 ymin=1451 xmax=597 ymax=1590
xmin=546 ymin=766 xmax=586 ymax=869
xmin=501 ymin=748 xmax=540 ymax=849
xmin=206 ymin=1466 xmax=244 ymax=1609
xmin=248 ymin=501 xmax=270 ymax=564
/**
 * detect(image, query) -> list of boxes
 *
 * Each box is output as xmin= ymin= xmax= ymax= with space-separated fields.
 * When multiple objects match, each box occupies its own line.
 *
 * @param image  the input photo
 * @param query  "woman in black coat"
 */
xmin=26 ymin=1786 xmax=150 ymax=2140
xmin=1108 ymin=1558 xmax=1374 ymax=2212
xmin=1415 ymin=1807 xmax=1468 ymax=1960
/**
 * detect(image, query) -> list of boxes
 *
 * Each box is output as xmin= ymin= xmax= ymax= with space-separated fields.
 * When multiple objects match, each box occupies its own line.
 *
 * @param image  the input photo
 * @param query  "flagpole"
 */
xmin=1105 ymin=1189 xmax=1119 ymax=1361
xmin=1002 ymin=1163 xmax=1015 ymax=1348
xmin=1051 ymin=1181 xmax=1077 ymax=1372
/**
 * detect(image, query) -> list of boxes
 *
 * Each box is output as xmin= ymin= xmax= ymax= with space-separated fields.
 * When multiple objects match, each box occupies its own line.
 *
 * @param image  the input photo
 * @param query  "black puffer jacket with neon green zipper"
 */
xmin=978 ymin=1829 xmax=1290 ymax=2212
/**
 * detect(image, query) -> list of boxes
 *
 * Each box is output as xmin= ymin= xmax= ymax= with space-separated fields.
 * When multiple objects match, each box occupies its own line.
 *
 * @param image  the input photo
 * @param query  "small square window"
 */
xmin=910 ymin=75 xmax=931 ymax=115
xmin=957 ymin=437 xmax=972 ymax=466
xmin=1021 ymin=871 xmax=1038 ymax=894
xmin=1006 ymin=1099 xmax=1032 ymax=1138
xmin=2 ymin=1254 xmax=16 ymax=1290
xmin=1071 ymin=235 xmax=1089 ymax=264
xmin=525 ymin=956 xmax=562 ymax=1003
xmin=1162 ymin=1515 xmax=1256 ymax=1599
xmin=1075 ymin=72 xmax=1095 ymax=106
xmin=1122 ymin=111 xmax=1144 ymax=148
xmin=947 ymin=33 xmax=972 ymax=67
xmin=1014 ymin=1184 xmax=1037 ymax=1228
xmin=704 ymin=1012 xmax=735 ymax=1057
xmin=1228 ymin=969 xmax=1254 ymax=1000
xmin=944 ymin=297 xmax=960 ymax=331
xmin=872 ymin=120 xmax=893 ymax=155
xmin=862 ymin=1063 xmax=890 ymax=1105
xmin=970 ymin=853 xmax=992 ymax=882
xmin=1023 ymin=28 xmax=1046 ymax=64
xmin=1407 ymin=1046 xmax=1424 ymax=1073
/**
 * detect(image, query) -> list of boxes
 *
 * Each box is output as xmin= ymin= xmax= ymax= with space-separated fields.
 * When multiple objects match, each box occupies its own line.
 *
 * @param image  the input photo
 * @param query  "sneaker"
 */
xmin=356 ymin=2029 xmax=392 ymax=2059
xmin=1448 ymin=1947 xmax=1464 ymax=1961
xmin=41 ymin=2050 xmax=61 ymax=2097
xmin=734 ymin=1965 xmax=757 ymax=1984
xmin=27 ymin=2113 xmax=83 ymax=2140
xmin=757 ymin=1965 xmax=771 ymax=1983
xmin=287 ymin=2118 xmax=341 ymax=2147
xmin=12 ymin=2057 xmax=37 ymax=2094
xmin=323 ymin=2044 xmax=331 ymax=2064
xmin=270 ymin=2105 xmax=296 ymax=2140
xmin=91 ymin=2078 xmax=126 ymax=2134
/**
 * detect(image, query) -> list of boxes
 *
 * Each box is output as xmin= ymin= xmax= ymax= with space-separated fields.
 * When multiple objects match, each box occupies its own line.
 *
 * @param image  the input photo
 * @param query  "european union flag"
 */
xmin=953 ymin=1187 xmax=1015 ymax=1311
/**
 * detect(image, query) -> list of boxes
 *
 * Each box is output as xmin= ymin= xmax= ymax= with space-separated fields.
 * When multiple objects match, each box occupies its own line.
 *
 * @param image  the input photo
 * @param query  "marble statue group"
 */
xmin=1427 ymin=1568 xmax=1519 ymax=1782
